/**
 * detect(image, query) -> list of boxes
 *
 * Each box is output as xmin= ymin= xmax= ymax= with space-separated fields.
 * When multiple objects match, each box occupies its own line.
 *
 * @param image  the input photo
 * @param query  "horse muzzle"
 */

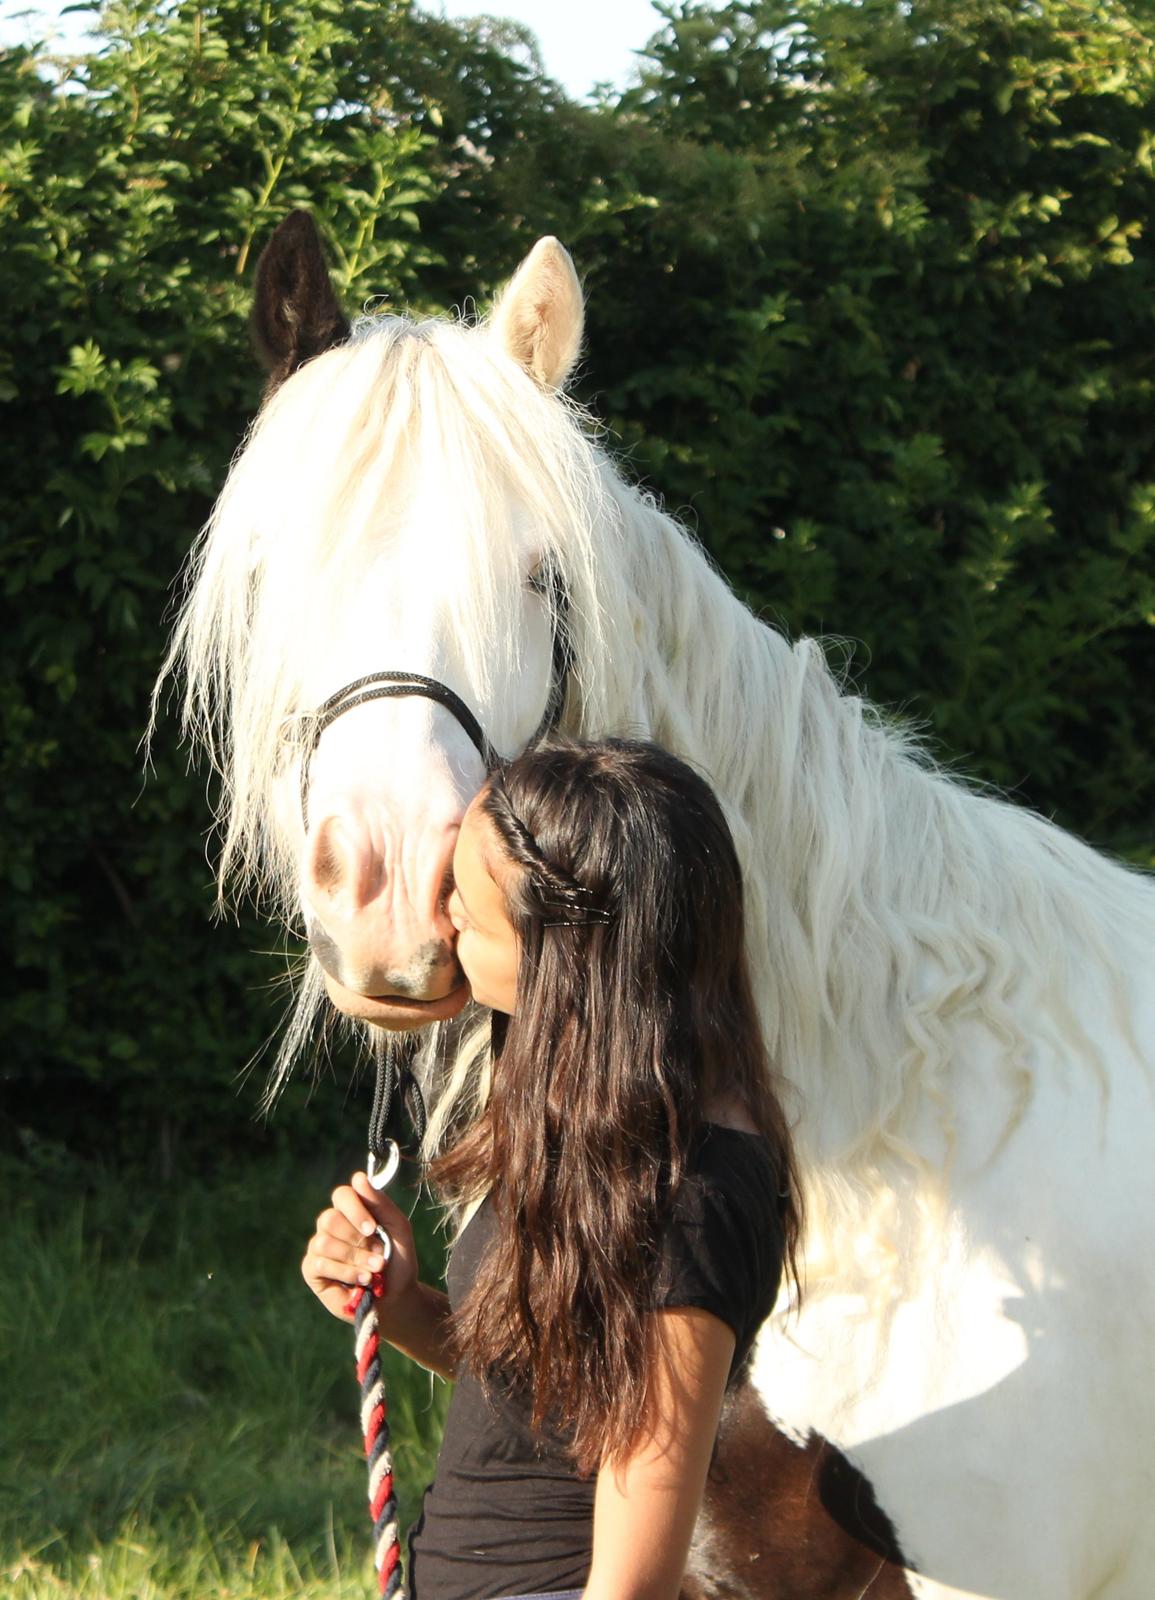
xmin=319 ymin=970 xmax=472 ymax=1027
xmin=309 ymin=921 xmax=468 ymax=1026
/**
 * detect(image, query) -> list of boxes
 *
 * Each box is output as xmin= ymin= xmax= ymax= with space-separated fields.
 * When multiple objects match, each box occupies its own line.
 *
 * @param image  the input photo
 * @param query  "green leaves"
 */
xmin=581 ymin=0 xmax=1155 ymax=849
xmin=3 ymin=0 xmax=1154 ymax=1162
xmin=0 ymin=0 xmax=443 ymax=1155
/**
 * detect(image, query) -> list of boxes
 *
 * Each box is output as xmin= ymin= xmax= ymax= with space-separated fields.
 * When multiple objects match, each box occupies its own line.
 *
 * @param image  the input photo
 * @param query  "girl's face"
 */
xmin=448 ymin=796 xmax=520 ymax=1014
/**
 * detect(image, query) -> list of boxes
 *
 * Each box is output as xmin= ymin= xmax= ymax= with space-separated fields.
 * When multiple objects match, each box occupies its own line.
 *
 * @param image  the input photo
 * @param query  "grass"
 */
xmin=0 ymin=1155 xmax=450 ymax=1598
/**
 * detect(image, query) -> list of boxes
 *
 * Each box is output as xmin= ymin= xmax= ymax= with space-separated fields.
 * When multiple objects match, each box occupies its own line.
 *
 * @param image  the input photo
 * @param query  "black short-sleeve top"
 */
xmin=407 ymin=1124 xmax=786 ymax=1600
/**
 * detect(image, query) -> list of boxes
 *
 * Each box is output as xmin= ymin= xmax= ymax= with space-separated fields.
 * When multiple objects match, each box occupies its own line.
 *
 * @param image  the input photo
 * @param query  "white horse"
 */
xmin=158 ymin=212 xmax=1155 ymax=1600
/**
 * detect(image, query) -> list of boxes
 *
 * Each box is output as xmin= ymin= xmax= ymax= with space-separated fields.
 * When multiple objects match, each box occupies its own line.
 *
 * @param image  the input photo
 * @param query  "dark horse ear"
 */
xmin=250 ymin=211 xmax=350 ymax=396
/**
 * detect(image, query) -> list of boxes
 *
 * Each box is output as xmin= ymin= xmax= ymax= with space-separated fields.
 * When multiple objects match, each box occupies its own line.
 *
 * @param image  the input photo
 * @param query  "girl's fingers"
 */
xmin=304 ymin=1249 xmax=385 ymax=1288
xmin=302 ymin=1175 xmax=415 ymax=1325
xmin=306 ymin=1236 xmax=387 ymax=1277
xmin=313 ymin=1211 xmax=361 ymax=1249
xmin=350 ymin=1171 xmax=409 ymax=1231
xmin=310 ymin=1217 xmax=382 ymax=1273
xmin=330 ymin=1181 xmax=381 ymax=1239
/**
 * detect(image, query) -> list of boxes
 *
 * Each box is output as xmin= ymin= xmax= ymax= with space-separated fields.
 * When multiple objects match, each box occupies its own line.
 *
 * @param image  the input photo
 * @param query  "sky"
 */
xmin=425 ymin=0 xmax=669 ymax=98
xmin=0 ymin=0 xmax=675 ymax=99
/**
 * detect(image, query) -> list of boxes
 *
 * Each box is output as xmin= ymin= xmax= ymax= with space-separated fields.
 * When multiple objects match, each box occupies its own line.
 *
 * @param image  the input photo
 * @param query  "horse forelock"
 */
xmin=156 ymin=295 xmax=1155 ymax=1284
xmin=162 ymin=316 xmax=601 ymax=870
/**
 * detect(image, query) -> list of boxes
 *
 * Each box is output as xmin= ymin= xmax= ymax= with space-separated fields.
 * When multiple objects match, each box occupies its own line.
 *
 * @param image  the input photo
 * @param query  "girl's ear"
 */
xmin=250 ymin=211 xmax=350 ymax=397
xmin=488 ymin=236 xmax=584 ymax=392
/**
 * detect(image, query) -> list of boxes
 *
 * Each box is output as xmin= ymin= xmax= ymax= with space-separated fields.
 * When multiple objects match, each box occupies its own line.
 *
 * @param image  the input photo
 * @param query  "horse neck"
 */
xmin=603 ymin=495 xmax=1149 ymax=1189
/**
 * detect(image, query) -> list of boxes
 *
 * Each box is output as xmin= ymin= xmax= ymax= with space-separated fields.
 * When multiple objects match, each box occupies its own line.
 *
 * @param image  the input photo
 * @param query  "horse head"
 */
xmin=160 ymin=212 xmax=632 ymax=1046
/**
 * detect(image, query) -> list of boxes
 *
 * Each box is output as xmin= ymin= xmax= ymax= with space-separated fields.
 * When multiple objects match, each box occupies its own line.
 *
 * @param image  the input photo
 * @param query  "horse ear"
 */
xmin=488 ymin=236 xmax=584 ymax=391
xmin=251 ymin=211 xmax=350 ymax=396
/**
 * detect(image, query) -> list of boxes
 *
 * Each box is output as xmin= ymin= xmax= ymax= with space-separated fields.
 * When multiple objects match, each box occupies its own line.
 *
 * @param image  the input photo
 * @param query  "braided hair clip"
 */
xmin=539 ymin=881 xmax=613 ymax=929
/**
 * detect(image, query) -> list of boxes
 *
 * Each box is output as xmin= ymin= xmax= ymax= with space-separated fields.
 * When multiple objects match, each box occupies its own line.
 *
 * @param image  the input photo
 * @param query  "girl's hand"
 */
xmin=302 ymin=1171 xmax=420 ymax=1325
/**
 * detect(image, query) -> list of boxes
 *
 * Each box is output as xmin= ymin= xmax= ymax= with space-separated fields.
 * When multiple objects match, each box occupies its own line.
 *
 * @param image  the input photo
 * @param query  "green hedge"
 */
xmin=579 ymin=0 xmax=1155 ymax=850
xmin=2 ymin=0 xmax=1152 ymax=1161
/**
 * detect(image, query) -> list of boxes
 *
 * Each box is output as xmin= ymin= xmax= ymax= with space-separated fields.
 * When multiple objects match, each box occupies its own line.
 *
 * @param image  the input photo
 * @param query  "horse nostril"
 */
xmin=306 ymin=817 xmax=356 ymax=898
xmin=311 ymin=836 xmax=343 ymax=892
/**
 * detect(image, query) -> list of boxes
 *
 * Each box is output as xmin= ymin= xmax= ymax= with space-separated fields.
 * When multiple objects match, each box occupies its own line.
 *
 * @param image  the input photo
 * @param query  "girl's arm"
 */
xmin=583 ymin=1307 xmax=735 ymax=1600
xmin=301 ymin=1170 xmax=457 ymax=1380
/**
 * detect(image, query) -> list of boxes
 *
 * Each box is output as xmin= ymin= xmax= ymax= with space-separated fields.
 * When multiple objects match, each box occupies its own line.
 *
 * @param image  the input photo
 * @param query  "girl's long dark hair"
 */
xmin=431 ymin=736 xmax=803 ymax=1473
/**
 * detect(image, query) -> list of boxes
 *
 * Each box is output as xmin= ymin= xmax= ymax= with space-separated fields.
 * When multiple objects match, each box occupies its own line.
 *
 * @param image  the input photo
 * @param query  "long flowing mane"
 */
xmin=159 ymin=304 xmax=1154 ymax=1244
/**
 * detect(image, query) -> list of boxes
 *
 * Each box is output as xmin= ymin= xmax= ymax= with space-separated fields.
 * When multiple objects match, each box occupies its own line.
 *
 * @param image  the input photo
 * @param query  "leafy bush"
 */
xmin=2 ymin=0 xmax=1152 ymax=1160
xmin=581 ymin=0 xmax=1155 ymax=852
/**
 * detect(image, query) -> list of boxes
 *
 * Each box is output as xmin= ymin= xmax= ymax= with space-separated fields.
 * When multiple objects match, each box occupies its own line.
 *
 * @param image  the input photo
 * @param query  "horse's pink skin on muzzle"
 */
xmin=299 ymin=812 xmax=467 ymax=1011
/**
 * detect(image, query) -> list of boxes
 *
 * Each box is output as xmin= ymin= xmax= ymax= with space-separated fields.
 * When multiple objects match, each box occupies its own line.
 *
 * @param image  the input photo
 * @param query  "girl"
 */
xmin=302 ymin=737 xmax=803 ymax=1600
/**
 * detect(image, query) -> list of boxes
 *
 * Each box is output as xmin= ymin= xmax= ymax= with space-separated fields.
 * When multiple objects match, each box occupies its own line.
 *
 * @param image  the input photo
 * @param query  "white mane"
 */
xmin=158 ymin=306 xmax=1155 ymax=1246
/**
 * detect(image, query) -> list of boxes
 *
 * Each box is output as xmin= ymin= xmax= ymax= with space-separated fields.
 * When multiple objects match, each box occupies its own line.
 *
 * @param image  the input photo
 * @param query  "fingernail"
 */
xmin=358 ymin=1271 xmax=370 ymax=1285
xmin=360 ymin=1221 xmax=374 ymax=1235
xmin=367 ymin=1256 xmax=383 ymax=1271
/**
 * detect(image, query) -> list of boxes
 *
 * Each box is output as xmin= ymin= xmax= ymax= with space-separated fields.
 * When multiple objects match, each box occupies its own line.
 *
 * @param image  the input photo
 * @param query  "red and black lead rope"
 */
xmin=350 ymin=1256 xmax=401 ymax=1596
xmin=344 ymin=1042 xmax=427 ymax=1598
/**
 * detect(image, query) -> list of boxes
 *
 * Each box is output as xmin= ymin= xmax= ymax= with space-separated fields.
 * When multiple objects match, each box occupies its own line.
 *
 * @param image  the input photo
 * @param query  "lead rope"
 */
xmin=344 ymin=1036 xmax=427 ymax=1597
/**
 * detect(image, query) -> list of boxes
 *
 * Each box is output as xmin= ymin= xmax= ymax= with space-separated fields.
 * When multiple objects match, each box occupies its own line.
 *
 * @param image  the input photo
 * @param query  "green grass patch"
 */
xmin=0 ymin=1157 xmax=450 ymax=1598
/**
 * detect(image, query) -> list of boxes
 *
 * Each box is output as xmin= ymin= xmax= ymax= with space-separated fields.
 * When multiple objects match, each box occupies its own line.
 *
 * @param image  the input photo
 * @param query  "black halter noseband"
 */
xmin=308 ymin=670 xmax=499 ymax=776
xmin=296 ymin=563 xmax=573 ymax=816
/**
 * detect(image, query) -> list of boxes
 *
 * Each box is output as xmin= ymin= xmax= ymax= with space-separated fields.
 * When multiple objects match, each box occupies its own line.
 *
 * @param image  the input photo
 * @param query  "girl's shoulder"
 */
xmin=656 ymin=1124 xmax=787 ymax=1370
xmin=689 ymin=1119 xmax=782 ymax=1187
xmin=671 ymin=1121 xmax=786 ymax=1241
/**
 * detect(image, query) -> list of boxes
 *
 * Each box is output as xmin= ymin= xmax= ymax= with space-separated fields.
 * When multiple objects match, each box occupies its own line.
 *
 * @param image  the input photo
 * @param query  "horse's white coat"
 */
xmin=756 ymin=951 xmax=1155 ymax=1598
xmin=158 ymin=239 xmax=1155 ymax=1598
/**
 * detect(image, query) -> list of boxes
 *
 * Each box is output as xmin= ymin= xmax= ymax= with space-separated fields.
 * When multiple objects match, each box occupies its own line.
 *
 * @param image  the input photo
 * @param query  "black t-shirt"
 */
xmin=407 ymin=1125 xmax=786 ymax=1600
